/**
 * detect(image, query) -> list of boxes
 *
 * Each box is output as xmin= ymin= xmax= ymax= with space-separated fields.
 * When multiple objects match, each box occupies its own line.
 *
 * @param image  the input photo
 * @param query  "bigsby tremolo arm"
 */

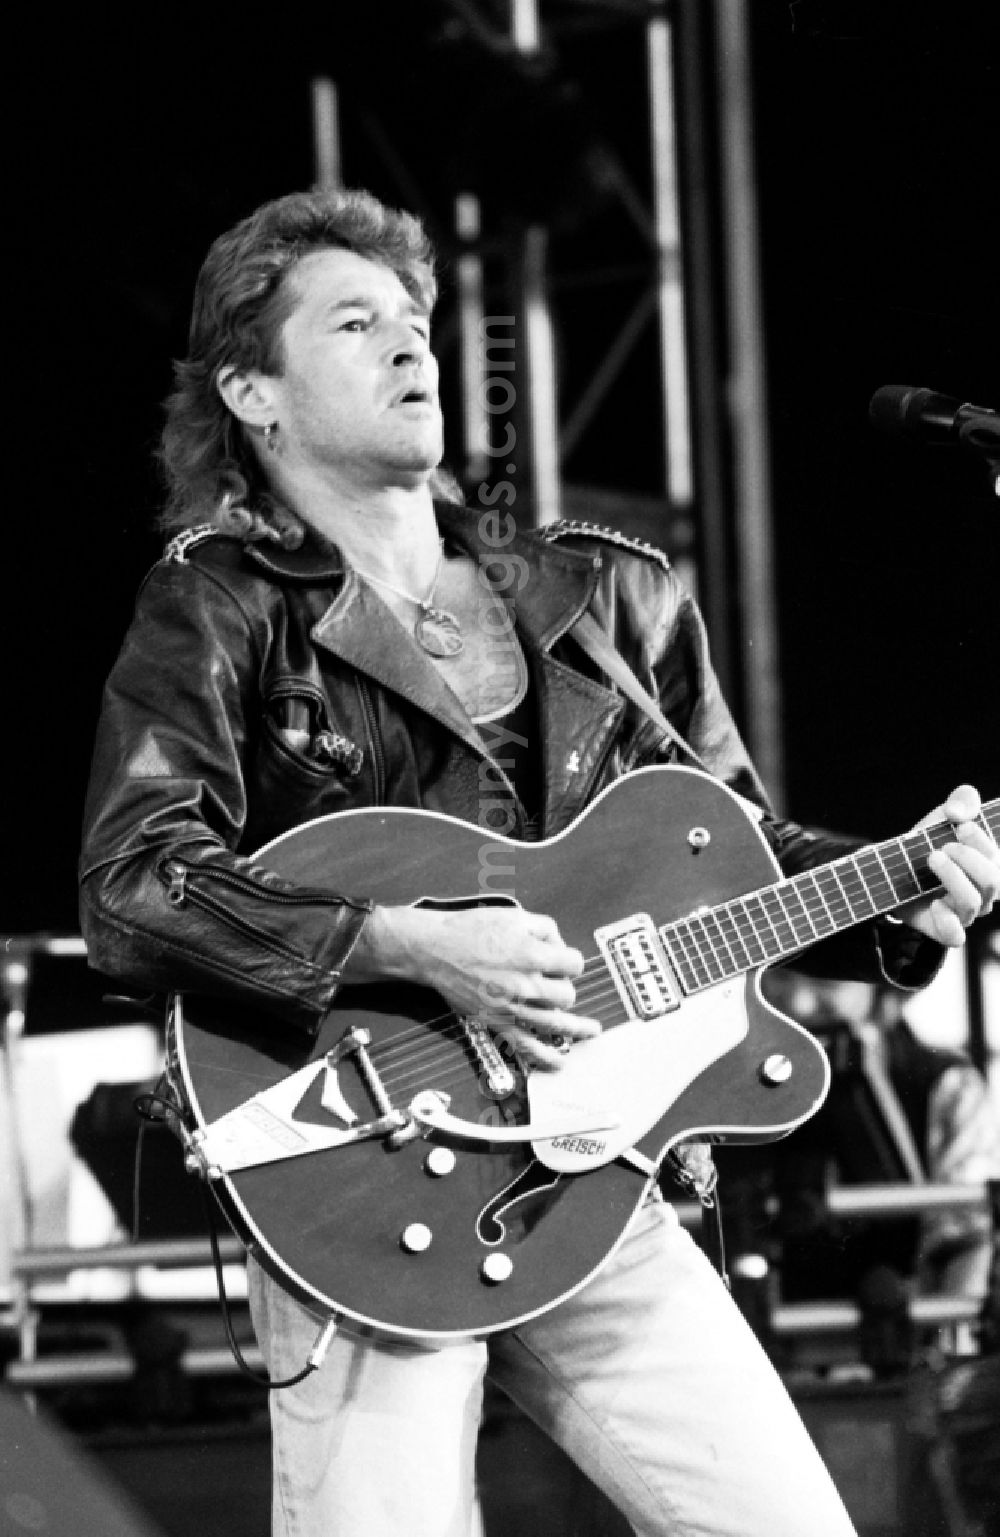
xmin=192 ymin=1026 xmax=411 ymax=1176
xmin=189 ymin=1025 xmax=618 ymax=1177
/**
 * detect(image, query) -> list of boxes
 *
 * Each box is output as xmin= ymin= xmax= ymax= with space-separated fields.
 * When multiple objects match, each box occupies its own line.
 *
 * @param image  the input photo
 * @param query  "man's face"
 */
xmin=266 ymin=247 xmax=444 ymax=485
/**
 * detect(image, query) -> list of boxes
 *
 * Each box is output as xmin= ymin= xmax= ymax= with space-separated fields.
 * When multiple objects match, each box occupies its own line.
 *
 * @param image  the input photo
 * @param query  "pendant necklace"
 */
xmin=353 ymin=539 xmax=464 ymax=658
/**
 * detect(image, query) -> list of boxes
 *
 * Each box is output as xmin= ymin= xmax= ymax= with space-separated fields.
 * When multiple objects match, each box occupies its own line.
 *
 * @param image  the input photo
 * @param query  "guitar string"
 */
xmin=347 ymin=927 xmax=735 ymax=1095
xmin=320 ymin=805 xmax=1000 ymax=1100
xmin=371 ymin=964 xmax=624 ymax=1070
xmin=344 ymin=936 xmax=713 ymax=1094
xmin=368 ymin=972 xmax=666 ymax=1098
xmin=336 ymin=887 xmax=840 ymax=1095
xmin=367 ymin=947 xmax=727 ymax=1104
xmin=303 ymin=800 xmax=1000 ymax=1113
xmin=354 ymin=936 xmax=764 ymax=1102
xmin=371 ymin=986 xmax=631 ymax=1093
xmin=354 ymin=952 xmax=618 ymax=1063
xmin=368 ymin=986 xmax=636 ymax=1100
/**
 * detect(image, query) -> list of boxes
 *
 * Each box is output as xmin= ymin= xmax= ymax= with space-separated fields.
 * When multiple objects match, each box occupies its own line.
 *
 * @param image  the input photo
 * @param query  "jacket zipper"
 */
xmin=160 ymin=858 xmax=362 ymax=960
xmin=355 ymin=677 xmax=386 ymax=803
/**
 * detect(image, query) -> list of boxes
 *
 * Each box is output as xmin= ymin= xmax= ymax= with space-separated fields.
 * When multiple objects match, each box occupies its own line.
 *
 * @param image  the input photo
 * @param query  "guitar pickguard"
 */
xmin=530 ymin=977 xmax=749 ymax=1172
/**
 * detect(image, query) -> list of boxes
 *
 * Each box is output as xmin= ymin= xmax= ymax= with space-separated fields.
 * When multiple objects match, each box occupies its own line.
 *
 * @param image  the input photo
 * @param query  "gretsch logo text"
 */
xmin=549 ymin=1136 xmax=607 ymax=1156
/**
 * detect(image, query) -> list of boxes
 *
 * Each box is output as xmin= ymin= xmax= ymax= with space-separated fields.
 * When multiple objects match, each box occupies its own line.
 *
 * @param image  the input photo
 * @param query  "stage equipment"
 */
xmin=869 ymin=384 xmax=1000 ymax=495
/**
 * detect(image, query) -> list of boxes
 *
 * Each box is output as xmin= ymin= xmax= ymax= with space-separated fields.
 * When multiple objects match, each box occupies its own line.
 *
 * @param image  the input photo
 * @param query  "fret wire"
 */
xmin=689 ymin=914 xmax=728 ymax=980
xmin=895 ymin=836 xmax=921 ymax=892
xmin=899 ymin=830 xmax=930 ymax=890
xmin=842 ymin=855 xmax=878 ymax=914
xmin=730 ymin=898 xmax=773 ymax=963
xmin=814 ymin=867 xmax=852 ymax=927
xmin=660 ymin=922 xmax=691 ymax=983
xmin=715 ymin=905 xmax=754 ymax=970
xmin=669 ymin=920 xmax=714 ymax=989
xmin=660 ymin=926 xmax=699 ymax=994
xmin=829 ymin=858 xmax=875 ymax=921
xmin=686 ymin=919 xmax=721 ymax=985
xmin=701 ymin=909 xmax=741 ymax=976
xmin=876 ymin=842 xmax=920 ymax=907
xmin=879 ymin=840 xmax=921 ymax=905
xmin=796 ymin=873 xmax=836 ymax=936
xmin=774 ymin=883 xmax=819 ymax=947
xmin=658 ymin=797 xmax=998 ymax=998
xmin=667 ymin=921 xmax=701 ymax=984
xmin=855 ymin=847 xmax=896 ymax=910
xmin=746 ymin=893 xmax=787 ymax=957
xmin=924 ymin=821 xmax=953 ymax=852
xmin=801 ymin=871 xmax=837 ymax=932
xmin=904 ymin=831 xmax=942 ymax=894
xmin=681 ymin=919 xmax=718 ymax=984
xmin=760 ymin=889 xmax=798 ymax=953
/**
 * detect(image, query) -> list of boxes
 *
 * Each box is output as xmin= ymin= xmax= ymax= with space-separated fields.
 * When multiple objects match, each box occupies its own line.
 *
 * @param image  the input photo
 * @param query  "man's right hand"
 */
xmin=342 ymin=904 xmax=602 ymax=1069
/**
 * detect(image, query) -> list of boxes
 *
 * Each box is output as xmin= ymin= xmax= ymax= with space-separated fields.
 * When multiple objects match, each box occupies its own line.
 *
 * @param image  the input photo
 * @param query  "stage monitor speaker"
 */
xmin=70 ymin=1080 xmax=205 ymax=1240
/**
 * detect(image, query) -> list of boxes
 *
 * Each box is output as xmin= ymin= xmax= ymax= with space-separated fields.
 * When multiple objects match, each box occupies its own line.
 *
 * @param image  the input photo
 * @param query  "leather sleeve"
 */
xmin=78 ymin=558 xmax=371 ymax=1033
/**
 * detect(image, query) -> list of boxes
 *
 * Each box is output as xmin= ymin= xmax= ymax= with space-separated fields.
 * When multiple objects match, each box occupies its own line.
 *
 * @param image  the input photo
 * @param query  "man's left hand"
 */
xmin=899 ymin=784 xmax=999 ymax=947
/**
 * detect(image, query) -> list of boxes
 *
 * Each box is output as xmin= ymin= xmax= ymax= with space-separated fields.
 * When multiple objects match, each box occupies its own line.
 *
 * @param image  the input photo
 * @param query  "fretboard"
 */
xmin=660 ymin=798 xmax=999 ymax=996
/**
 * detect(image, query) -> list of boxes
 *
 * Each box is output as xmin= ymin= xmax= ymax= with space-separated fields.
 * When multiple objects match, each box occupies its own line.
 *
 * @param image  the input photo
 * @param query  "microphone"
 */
xmin=869 ymin=385 xmax=997 ymax=444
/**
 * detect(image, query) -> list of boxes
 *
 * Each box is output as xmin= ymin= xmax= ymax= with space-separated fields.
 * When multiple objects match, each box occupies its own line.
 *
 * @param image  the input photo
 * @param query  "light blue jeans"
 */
xmin=247 ymin=1199 xmax=857 ymax=1537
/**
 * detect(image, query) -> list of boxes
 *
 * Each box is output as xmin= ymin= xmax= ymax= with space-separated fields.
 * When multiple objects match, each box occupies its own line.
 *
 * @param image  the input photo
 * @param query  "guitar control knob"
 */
xmin=400 ymin=1223 xmax=433 ymax=1253
xmin=759 ymin=1054 xmax=793 ymax=1085
xmin=481 ymin=1253 xmax=514 ymax=1285
xmin=425 ymin=1148 xmax=457 ymax=1177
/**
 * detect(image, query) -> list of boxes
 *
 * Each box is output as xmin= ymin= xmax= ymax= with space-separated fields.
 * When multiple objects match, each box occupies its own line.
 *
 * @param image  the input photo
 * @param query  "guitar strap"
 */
xmin=569 ymin=610 xmax=711 ymax=774
xmin=568 ymin=608 xmax=729 ymax=1280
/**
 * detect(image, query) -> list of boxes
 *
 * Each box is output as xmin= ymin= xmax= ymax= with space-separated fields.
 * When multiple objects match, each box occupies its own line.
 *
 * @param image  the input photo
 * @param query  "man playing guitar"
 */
xmin=80 ymin=188 xmax=998 ymax=1537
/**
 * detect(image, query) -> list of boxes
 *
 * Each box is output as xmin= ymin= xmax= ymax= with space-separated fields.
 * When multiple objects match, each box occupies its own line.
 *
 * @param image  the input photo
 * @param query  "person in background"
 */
xmin=769 ymin=973 xmax=999 ymax=1305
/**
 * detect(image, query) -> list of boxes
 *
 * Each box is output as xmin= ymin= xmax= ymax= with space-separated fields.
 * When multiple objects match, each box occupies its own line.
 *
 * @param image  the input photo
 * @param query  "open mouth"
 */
xmin=393 ymin=385 xmax=432 ymax=406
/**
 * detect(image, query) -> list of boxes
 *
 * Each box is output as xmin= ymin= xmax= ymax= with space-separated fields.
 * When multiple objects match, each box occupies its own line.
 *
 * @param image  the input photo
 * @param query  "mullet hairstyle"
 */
xmin=159 ymin=187 xmax=460 ymax=538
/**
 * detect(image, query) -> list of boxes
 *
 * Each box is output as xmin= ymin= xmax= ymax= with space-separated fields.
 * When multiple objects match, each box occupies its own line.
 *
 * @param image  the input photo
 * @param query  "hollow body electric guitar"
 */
xmin=171 ymin=767 xmax=998 ymax=1342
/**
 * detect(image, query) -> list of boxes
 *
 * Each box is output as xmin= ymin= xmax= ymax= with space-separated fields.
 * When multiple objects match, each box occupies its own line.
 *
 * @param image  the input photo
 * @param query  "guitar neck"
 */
xmin=660 ymin=797 xmax=1000 ymax=995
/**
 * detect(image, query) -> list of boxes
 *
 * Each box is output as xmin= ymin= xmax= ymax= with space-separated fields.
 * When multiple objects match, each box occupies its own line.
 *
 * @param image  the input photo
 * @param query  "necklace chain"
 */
xmin=351 ymin=538 xmax=445 ymax=609
xmin=351 ymin=539 xmax=464 ymax=658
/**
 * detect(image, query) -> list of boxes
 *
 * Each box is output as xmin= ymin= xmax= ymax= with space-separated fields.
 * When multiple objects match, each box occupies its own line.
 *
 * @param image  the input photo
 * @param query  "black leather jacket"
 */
xmin=79 ymin=504 xmax=940 ymax=1032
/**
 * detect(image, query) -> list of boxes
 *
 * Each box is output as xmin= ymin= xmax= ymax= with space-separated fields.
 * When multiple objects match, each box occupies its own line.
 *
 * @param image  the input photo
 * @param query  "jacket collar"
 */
xmin=245 ymin=501 xmax=604 ymax=655
xmin=248 ymin=502 xmax=622 ymax=829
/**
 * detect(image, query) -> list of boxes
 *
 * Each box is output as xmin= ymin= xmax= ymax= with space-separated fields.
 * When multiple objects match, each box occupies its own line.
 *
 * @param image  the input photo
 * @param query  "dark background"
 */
xmin=7 ymin=0 xmax=998 ymax=937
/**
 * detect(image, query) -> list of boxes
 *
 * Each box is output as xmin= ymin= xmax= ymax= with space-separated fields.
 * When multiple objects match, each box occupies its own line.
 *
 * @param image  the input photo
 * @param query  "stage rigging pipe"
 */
xmin=2 ymin=933 xmax=87 ymax=958
xmin=12 ymin=1235 xmax=245 ymax=1278
xmin=670 ymin=0 xmax=741 ymax=703
xmin=5 ymin=1344 xmax=265 ymax=1391
xmin=511 ymin=0 xmax=562 ymax=525
xmin=646 ymin=10 xmax=694 ymax=513
xmin=770 ymin=1294 xmax=982 ymax=1338
xmin=511 ymin=0 xmax=540 ymax=52
xmin=455 ymin=194 xmax=490 ymax=485
xmin=826 ymin=1182 xmax=993 ymax=1221
xmin=311 ymin=77 xmax=342 ymax=190
xmin=712 ymin=0 xmax=785 ymax=807
xmin=521 ymin=226 xmax=562 ymax=525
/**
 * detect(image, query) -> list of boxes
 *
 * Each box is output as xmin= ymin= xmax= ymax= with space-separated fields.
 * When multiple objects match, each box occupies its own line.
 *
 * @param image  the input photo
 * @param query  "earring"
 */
xmin=264 ymin=421 xmax=280 ymax=454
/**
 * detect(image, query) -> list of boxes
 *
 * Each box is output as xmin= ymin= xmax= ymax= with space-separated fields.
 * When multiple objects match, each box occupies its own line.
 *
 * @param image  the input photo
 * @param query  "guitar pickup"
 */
xmin=595 ymin=915 xmax=680 ymax=1021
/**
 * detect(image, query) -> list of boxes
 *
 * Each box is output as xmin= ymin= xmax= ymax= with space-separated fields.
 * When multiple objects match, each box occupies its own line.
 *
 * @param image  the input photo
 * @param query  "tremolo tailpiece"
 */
xmin=190 ymin=1021 xmax=617 ymax=1177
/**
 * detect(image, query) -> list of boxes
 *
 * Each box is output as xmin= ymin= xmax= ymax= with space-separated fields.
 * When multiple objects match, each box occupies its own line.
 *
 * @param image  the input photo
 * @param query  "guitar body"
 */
xmin=174 ymin=767 xmax=830 ymax=1341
